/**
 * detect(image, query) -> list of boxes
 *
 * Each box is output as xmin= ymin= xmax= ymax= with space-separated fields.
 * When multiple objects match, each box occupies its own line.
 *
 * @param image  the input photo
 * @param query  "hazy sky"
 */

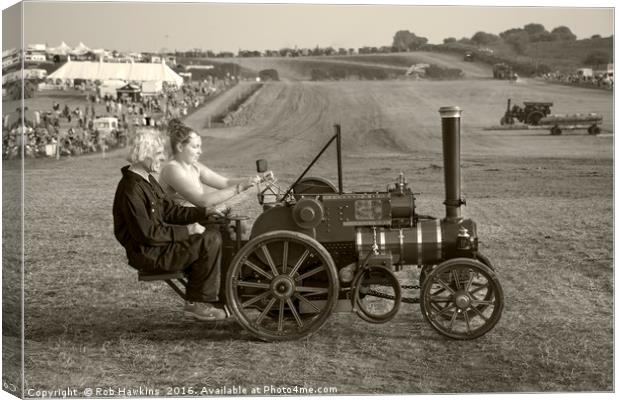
xmin=1 ymin=1 xmax=615 ymax=53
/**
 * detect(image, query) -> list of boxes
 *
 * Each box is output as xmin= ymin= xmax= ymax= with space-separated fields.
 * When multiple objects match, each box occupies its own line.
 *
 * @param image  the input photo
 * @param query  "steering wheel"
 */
xmin=258 ymin=173 xmax=293 ymax=204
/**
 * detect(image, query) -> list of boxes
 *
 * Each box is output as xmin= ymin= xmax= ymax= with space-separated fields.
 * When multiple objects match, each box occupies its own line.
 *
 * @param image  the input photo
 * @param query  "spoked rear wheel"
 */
xmin=420 ymin=258 xmax=503 ymax=340
xmin=225 ymin=230 xmax=339 ymax=341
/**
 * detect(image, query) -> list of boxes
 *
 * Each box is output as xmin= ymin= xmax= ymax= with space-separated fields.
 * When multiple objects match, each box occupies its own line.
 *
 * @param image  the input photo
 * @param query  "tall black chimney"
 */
xmin=439 ymin=106 xmax=463 ymax=221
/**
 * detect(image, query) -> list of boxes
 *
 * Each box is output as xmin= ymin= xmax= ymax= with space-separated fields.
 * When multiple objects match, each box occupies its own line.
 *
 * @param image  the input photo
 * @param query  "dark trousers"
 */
xmin=135 ymin=230 xmax=222 ymax=303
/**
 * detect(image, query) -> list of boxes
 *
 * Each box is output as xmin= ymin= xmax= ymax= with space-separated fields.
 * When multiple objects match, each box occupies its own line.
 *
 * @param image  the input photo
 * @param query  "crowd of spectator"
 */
xmin=541 ymin=71 xmax=614 ymax=90
xmin=3 ymin=98 xmax=130 ymax=160
xmin=162 ymin=80 xmax=221 ymax=120
xmin=2 ymin=77 xmax=235 ymax=160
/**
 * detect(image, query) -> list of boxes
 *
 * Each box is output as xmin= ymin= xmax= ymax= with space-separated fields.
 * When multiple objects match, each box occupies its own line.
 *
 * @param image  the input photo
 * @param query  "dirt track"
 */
xmin=4 ymin=53 xmax=613 ymax=394
xmin=190 ymin=78 xmax=612 ymax=169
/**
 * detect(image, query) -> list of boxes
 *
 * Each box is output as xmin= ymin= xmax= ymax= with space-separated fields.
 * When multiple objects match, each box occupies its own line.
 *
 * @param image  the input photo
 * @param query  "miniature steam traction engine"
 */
xmin=143 ymin=106 xmax=504 ymax=341
xmin=499 ymin=98 xmax=602 ymax=135
xmin=500 ymin=98 xmax=553 ymax=126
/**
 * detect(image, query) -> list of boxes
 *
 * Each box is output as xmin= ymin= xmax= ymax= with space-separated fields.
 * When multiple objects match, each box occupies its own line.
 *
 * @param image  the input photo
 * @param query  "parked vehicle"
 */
xmin=493 ymin=63 xmax=516 ymax=80
xmin=93 ymin=117 xmax=119 ymax=136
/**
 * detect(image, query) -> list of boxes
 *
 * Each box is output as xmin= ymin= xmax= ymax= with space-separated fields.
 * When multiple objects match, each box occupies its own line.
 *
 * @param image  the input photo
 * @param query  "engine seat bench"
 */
xmin=138 ymin=270 xmax=188 ymax=300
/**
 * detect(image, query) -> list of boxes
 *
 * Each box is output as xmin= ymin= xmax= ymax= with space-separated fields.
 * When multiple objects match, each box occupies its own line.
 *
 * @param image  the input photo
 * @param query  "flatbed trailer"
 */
xmin=539 ymin=113 xmax=603 ymax=135
xmin=489 ymin=112 xmax=603 ymax=135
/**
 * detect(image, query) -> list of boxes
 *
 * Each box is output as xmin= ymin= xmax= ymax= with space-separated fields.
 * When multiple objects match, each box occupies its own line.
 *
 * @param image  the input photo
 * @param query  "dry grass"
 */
xmin=2 ymin=55 xmax=613 ymax=395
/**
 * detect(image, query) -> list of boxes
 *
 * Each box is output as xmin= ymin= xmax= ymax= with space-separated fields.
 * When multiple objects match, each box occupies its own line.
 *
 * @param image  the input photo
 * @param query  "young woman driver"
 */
xmin=159 ymin=121 xmax=269 ymax=214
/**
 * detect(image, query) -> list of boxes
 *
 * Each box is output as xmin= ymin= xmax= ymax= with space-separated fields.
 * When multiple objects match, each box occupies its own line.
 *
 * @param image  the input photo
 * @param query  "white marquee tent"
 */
xmin=48 ymin=59 xmax=183 ymax=86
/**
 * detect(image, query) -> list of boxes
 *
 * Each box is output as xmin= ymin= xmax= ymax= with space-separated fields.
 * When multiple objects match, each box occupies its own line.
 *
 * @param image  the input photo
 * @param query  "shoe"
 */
xmin=184 ymin=301 xmax=227 ymax=321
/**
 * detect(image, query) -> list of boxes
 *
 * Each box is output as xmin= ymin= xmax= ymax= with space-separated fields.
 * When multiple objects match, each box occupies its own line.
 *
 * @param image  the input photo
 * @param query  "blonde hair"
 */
xmin=127 ymin=128 xmax=164 ymax=164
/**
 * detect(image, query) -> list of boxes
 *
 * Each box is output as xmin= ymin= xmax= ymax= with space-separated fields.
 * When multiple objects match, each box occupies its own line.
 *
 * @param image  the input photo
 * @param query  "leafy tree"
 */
xmin=443 ymin=37 xmax=457 ymax=44
xmin=410 ymin=35 xmax=428 ymax=50
xmin=584 ymin=50 xmax=611 ymax=66
xmin=471 ymin=31 xmax=501 ymax=45
xmin=499 ymin=28 xmax=525 ymax=40
xmin=504 ymin=30 xmax=530 ymax=54
xmin=551 ymin=26 xmax=577 ymax=41
xmin=310 ymin=69 xmax=329 ymax=81
xmin=258 ymin=69 xmax=279 ymax=81
xmin=392 ymin=30 xmax=428 ymax=51
xmin=9 ymin=80 xmax=35 ymax=101
xmin=392 ymin=30 xmax=411 ymax=51
xmin=590 ymin=34 xmax=602 ymax=39
xmin=328 ymin=67 xmax=347 ymax=80
xmin=278 ymin=48 xmax=293 ymax=57
xmin=522 ymin=23 xmax=552 ymax=42
xmin=424 ymin=64 xmax=463 ymax=79
xmin=533 ymin=32 xmax=554 ymax=42
xmin=523 ymin=23 xmax=546 ymax=35
xmin=535 ymin=63 xmax=552 ymax=75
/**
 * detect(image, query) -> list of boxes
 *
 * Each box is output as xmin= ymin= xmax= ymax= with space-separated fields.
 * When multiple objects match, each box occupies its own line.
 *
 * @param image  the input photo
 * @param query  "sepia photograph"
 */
xmin=1 ymin=0 xmax=615 ymax=398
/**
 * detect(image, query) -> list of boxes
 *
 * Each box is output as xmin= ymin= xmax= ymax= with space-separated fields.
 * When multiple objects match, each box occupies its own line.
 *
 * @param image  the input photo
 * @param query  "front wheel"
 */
xmin=550 ymin=126 xmax=562 ymax=135
xmin=588 ymin=124 xmax=601 ymax=135
xmin=526 ymin=111 xmax=544 ymax=126
xmin=420 ymin=258 xmax=503 ymax=340
xmin=225 ymin=230 xmax=339 ymax=341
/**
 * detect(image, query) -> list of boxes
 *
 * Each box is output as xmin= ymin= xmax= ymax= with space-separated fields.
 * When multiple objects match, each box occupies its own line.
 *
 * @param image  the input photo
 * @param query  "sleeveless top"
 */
xmin=160 ymin=161 xmax=202 ymax=207
xmin=160 ymin=161 xmax=205 ymax=230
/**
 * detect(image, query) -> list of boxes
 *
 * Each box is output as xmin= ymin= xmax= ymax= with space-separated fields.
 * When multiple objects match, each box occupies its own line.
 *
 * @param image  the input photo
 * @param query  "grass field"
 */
xmin=2 ymin=52 xmax=614 ymax=395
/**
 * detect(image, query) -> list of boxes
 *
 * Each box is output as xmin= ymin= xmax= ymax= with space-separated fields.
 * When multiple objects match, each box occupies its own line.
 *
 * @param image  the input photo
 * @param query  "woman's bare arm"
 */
xmin=196 ymin=162 xmax=253 ymax=189
xmin=160 ymin=163 xmax=241 ymax=208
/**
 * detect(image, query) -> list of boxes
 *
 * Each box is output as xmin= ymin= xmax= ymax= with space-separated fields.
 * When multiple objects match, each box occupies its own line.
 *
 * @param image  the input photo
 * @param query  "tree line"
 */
xmin=176 ymin=46 xmax=402 ymax=59
xmin=172 ymin=22 xmax=610 ymax=63
xmin=393 ymin=23 xmax=588 ymax=53
xmin=391 ymin=23 xmax=611 ymax=67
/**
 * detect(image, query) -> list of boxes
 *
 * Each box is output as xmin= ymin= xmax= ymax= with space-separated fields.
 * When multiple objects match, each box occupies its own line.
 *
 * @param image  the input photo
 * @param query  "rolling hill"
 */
xmin=178 ymin=35 xmax=612 ymax=81
xmin=179 ymin=51 xmax=493 ymax=81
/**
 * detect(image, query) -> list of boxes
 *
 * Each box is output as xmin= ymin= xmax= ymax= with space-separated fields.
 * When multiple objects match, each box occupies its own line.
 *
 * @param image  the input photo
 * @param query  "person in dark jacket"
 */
xmin=113 ymin=128 xmax=226 ymax=321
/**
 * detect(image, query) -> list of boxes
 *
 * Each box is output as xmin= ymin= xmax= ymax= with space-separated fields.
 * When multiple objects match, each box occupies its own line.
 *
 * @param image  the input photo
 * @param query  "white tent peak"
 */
xmin=72 ymin=42 xmax=91 ymax=56
xmin=75 ymin=42 xmax=90 ymax=51
xmin=49 ymin=41 xmax=72 ymax=55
